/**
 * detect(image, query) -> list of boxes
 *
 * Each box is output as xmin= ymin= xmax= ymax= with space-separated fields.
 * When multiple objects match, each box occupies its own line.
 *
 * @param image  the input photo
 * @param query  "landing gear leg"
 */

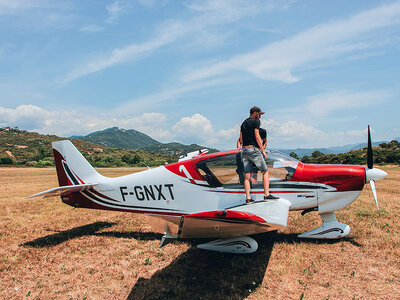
xmin=298 ymin=212 xmax=350 ymax=239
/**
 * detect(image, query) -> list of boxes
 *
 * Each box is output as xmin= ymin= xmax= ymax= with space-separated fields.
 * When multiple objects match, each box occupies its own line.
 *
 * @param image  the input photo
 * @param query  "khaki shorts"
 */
xmin=241 ymin=148 xmax=268 ymax=173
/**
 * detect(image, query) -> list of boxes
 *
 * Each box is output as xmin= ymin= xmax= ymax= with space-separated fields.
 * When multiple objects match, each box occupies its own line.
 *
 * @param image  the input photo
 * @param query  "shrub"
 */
xmin=0 ymin=157 xmax=13 ymax=165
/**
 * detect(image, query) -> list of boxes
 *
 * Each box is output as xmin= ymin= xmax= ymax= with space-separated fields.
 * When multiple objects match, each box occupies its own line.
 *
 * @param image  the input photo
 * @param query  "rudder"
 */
xmin=52 ymin=140 xmax=103 ymax=187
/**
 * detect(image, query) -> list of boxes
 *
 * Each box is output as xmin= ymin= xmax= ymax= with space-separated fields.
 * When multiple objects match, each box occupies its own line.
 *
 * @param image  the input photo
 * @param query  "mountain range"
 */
xmin=70 ymin=127 xmax=160 ymax=149
xmin=278 ymin=140 xmax=400 ymax=157
xmin=2 ymin=126 xmax=399 ymax=167
xmin=72 ymin=127 xmax=400 ymax=157
xmin=0 ymin=127 xmax=175 ymax=167
xmin=72 ymin=127 xmax=218 ymax=157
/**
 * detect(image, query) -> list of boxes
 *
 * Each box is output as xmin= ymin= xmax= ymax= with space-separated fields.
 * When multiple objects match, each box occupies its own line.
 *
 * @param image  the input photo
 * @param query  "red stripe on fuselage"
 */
xmin=207 ymin=190 xmax=312 ymax=194
xmin=91 ymin=189 xmax=120 ymax=202
xmin=185 ymin=210 xmax=266 ymax=223
xmin=62 ymin=192 xmax=184 ymax=216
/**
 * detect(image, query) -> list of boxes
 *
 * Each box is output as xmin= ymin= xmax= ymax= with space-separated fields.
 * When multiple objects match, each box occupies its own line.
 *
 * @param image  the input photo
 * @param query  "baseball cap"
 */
xmin=250 ymin=106 xmax=265 ymax=115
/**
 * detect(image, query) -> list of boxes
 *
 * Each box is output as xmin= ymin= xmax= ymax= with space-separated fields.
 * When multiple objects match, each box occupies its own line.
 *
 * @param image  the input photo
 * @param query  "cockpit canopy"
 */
xmin=195 ymin=149 xmax=299 ymax=188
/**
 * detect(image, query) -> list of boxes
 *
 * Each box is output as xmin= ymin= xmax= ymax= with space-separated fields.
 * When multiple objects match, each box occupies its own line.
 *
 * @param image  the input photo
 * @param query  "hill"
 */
xmin=279 ymin=141 xmax=390 ymax=157
xmin=141 ymin=142 xmax=219 ymax=157
xmin=0 ymin=127 xmax=175 ymax=167
xmin=295 ymin=140 xmax=400 ymax=165
xmin=74 ymin=127 xmax=218 ymax=156
xmin=74 ymin=127 xmax=160 ymax=149
xmin=2 ymin=126 xmax=399 ymax=167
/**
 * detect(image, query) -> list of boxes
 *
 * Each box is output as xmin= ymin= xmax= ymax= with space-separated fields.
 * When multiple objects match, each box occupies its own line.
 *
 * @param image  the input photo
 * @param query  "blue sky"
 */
xmin=1 ymin=0 xmax=400 ymax=150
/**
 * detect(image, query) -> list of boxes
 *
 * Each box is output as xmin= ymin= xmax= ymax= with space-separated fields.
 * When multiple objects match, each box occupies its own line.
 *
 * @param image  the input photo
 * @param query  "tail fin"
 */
xmin=52 ymin=140 xmax=103 ymax=186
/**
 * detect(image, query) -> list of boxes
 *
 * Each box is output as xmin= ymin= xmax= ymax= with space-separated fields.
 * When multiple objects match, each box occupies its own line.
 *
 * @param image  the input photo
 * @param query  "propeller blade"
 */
xmin=367 ymin=125 xmax=373 ymax=169
xmin=369 ymin=179 xmax=379 ymax=211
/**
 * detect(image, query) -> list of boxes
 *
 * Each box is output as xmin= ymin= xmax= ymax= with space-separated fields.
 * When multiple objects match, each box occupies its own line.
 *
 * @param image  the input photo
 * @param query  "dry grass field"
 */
xmin=0 ymin=166 xmax=399 ymax=299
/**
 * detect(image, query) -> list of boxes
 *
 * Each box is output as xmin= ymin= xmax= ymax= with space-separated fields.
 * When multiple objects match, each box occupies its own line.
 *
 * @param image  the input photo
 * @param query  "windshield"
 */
xmin=195 ymin=150 xmax=299 ymax=188
xmin=266 ymin=149 xmax=299 ymax=168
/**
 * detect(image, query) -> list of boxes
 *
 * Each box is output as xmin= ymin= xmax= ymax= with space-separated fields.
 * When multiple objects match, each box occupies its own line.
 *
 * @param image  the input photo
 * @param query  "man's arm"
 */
xmin=237 ymin=132 xmax=243 ymax=149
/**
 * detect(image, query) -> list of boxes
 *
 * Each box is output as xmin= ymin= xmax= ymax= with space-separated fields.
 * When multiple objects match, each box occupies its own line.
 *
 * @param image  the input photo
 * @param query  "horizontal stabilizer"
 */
xmin=27 ymin=183 xmax=98 ymax=199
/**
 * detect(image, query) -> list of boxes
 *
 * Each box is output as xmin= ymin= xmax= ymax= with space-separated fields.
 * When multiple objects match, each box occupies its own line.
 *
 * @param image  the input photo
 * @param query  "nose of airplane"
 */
xmin=366 ymin=168 xmax=388 ymax=182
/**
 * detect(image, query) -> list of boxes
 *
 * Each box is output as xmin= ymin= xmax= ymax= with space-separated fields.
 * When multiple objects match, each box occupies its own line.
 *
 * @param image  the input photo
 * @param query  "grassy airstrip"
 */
xmin=0 ymin=166 xmax=399 ymax=299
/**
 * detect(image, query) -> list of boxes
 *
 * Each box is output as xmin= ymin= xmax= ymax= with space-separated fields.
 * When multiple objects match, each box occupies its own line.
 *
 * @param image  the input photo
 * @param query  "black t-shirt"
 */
xmin=259 ymin=128 xmax=266 ymax=140
xmin=240 ymin=117 xmax=261 ymax=147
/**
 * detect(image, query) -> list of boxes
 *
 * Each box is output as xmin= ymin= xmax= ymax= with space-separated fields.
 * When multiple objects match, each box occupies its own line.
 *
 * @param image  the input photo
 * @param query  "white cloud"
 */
xmin=80 ymin=24 xmax=103 ymax=33
xmin=0 ymin=104 xmax=49 ymax=129
xmin=0 ymin=0 xmax=44 ymax=15
xmin=115 ymin=76 xmax=238 ymax=114
xmin=271 ymin=89 xmax=389 ymax=127
xmin=116 ymin=112 xmax=172 ymax=140
xmin=136 ymin=0 xmax=159 ymax=8
xmin=184 ymin=0 xmax=278 ymax=24
xmin=0 ymin=1 xmax=75 ymax=31
xmin=183 ymin=2 xmax=400 ymax=83
xmin=262 ymin=119 xmax=324 ymax=143
xmin=303 ymin=90 xmax=387 ymax=117
xmin=0 ymin=105 xmax=172 ymax=140
xmin=210 ymin=124 xmax=241 ymax=149
xmin=60 ymin=24 xmax=185 ymax=85
xmin=172 ymin=114 xmax=240 ymax=149
xmin=261 ymin=119 xmax=370 ymax=149
xmin=170 ymin=113 xmax=370 ymax=149
xmin=0 ymin=105 xmax=376 ymax=149
xmin=260 ymin=89 xmax=390 ymax=147
xmin=60 ymin=0 xmax=290 ymax=84
xmin=173 ymin=113 xmax=213 ymax=138
xmin=105 ymin=0 xmax=134 ymax=24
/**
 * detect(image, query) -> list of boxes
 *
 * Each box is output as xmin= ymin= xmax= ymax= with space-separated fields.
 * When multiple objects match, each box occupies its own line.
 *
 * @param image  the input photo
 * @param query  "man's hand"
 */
xmin=262 ymin=150 xmax=267 ymax=159
xmin=237 ymin=133 xmax=243 ymax=149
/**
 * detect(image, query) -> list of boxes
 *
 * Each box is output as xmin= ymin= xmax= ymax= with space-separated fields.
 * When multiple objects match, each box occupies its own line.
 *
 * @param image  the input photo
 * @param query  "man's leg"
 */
xmin=263 ymin=170 xmax=279 ymax=199
xmin=262 ymin=170 xmax=270 ymax=197
xmin=244 ymin=172 xmax=251 ymax=200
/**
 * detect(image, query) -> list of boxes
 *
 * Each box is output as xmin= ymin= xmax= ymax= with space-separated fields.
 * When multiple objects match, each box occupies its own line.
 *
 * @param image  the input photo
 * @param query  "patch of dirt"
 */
xmin=5 ymin=151 xmax=14 ymax=158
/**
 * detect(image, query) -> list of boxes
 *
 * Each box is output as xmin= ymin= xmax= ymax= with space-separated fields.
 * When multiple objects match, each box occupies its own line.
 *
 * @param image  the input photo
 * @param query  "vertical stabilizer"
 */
xmin=52 ymin=140 xmax=103 ymax=186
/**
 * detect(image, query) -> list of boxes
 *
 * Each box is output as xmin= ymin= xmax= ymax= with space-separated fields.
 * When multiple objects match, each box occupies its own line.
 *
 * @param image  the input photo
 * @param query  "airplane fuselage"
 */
xmin=61 ymin=148 xmax=365 ymax=221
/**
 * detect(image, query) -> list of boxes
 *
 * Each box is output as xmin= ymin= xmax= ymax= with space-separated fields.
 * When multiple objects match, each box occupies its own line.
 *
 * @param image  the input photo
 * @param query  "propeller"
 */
xmin=365 ymin=125 xmax=387 ymax=211
xmin=369 ymin=180 xmax=379 ymax=211
xmin=367 ymin=125 xmax=373 ymax=169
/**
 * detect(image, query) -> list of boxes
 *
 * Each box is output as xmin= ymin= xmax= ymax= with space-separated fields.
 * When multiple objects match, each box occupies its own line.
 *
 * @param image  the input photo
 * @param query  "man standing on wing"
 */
xmin=238 ymin=106 xmax=278 ymax=203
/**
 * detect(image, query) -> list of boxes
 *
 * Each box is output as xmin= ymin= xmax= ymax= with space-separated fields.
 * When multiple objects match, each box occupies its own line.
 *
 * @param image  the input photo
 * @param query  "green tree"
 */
xmin=379 ymin=142 xmax=388 ymax=148
xmin=0 ymin=157 xmax=13 ymax=164
xmin=104 ymin=155 xmax=114 ymax=164
xmin=121 ymin=153 xmax=141 ymax=165
xmin=388 ymin=140 xmax=400 ymax=148
xmin=289 ymin=152 xmax=300 ymax=160
xmin=386 ymin=151 xmax=400 ymax=163
xmin=121 ymin=154 xmax=131 ymax=164
xmin=131 ymin=154 xmax=141 ymax=165
xmin=311 ymin=150 xmax=324 ymax=158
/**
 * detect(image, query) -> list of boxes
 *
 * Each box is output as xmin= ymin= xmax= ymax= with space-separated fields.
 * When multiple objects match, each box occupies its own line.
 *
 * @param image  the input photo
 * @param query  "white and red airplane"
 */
xmin=29 ymin=126 xmax=387 ymax=254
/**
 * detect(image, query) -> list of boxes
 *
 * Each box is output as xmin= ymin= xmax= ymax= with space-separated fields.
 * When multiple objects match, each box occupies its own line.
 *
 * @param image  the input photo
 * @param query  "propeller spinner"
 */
xmin=365 ymin=125 xmax=387 ymax=210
